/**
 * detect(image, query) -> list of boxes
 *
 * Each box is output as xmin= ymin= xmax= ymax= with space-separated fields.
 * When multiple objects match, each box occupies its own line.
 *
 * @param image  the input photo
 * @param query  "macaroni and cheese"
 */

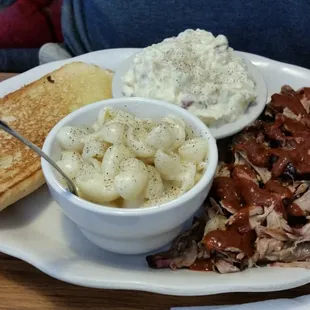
xmin=56 ymin=108 xmax=208 ymax=208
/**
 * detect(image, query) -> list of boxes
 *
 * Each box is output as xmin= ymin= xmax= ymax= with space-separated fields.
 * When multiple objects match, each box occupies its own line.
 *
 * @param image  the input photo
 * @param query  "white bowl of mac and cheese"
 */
xmin=42 ymin=97 xmax=218 ymax=254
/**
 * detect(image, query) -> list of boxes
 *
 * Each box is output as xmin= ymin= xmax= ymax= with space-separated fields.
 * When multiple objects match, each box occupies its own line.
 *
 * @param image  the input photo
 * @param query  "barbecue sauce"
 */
xmin=264 ymin=121 xmax=285 ymax=141
xmin=270 ymin=143 xmax=310 ymax=177
xmin=298 ymin=87 xmax=310 ymax=101
xmin=236 ymin=178 xmax=285 ymax=214
xmin=189 ymin=259 xmax=213 ymax=271
xmin=212 ymin=177 xmax=242 ymax=212
xmin=234 ymin=134 xmax=310 ymax=177
xmin=228 ymin=207 xmax=251 ymax=234
xmin=234 ymin=138 xmax=270 ymax=167
xmin=265 ymin=179 xmax=293 ymax=200
xmin=278 ymin=114 xmax=309 ymax=134
xmin=287 ymin=203 xmax=304 ymax=217
xmin=205 ymin=172 xmax=257 ymax=258
xmin=203 ymin=229 xmax=256 ymax=258
xmin=271 ymin=93 xmax=307 ymax=116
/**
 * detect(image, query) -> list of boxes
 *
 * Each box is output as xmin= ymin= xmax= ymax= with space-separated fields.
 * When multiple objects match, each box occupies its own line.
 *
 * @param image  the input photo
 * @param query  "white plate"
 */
xmin=1 ymin=49 xmax=310 ymax=296
xmin=112 ymin=51 xmax=268 ymax=139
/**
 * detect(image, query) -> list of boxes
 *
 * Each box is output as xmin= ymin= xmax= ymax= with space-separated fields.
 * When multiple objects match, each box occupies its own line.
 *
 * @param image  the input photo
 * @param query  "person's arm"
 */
xmin=0 ymin=0 xmax=62 ymax=49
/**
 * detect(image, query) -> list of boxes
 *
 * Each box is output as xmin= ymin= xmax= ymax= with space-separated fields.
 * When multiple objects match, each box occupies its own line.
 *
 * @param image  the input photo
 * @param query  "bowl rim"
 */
xmin=41 ymin=97 xmax=218 ymax=217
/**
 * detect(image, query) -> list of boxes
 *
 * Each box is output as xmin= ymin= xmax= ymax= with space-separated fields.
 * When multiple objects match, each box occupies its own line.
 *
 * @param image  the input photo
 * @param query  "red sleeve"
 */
xmin=0 ymin=0 xmax=63 ymax=48
xmin=43 ymin=0 xmax=63 ymax=42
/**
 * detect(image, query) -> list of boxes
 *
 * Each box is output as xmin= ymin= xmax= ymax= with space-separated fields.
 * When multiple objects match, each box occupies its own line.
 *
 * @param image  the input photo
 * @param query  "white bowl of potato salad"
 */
xmin=42 ymin=97 xmax=218 ymax=254
xmin=113 ymin=29 xmax=267 ymax=139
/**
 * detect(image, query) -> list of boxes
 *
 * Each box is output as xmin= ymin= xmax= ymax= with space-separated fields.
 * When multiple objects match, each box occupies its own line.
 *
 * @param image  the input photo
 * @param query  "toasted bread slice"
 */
xmin=0 ymin=62 xmax=113 ymax=211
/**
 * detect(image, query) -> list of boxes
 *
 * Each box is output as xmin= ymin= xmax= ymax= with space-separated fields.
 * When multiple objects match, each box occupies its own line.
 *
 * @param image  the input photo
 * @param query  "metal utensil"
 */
xmin=0 ymin=120 xmax=79 ymax=196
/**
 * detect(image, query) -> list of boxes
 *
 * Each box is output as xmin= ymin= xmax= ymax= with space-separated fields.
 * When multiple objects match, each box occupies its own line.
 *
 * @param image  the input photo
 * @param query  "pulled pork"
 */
xmin=146 ymin=85 xmax=310 ymax=273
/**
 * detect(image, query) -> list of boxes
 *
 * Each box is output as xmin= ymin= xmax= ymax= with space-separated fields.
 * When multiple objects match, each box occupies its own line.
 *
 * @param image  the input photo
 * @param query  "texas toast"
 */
xmin=0 ymin=62 xmax=113 ymax=211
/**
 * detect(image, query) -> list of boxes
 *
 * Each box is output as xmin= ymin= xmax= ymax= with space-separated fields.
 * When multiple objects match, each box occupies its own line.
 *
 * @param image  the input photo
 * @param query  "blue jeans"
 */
xmin=62 ymin=0 xmax=310 ymax=68
xmin=0 ymin=48 xmax=39 ymax=72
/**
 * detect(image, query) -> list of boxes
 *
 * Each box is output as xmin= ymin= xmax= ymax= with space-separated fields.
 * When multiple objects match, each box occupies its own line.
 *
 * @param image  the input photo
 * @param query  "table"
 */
xmin=1 ymin=72 xmax=310 ymax=309
xmin=0 ymin=73 xmax=17 ymax=81
xmin=1 ymin=253 xmax=310 ymax=310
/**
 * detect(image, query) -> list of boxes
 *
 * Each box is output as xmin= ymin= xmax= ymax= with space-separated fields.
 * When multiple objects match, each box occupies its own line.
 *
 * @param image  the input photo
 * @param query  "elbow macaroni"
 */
xmin=114 ymin=158 xmax=148 ymax=200
xmin=56 ymin=107 xmax=208 ymax=208
xmin=101 ymin=145 xmax=134 ymax=177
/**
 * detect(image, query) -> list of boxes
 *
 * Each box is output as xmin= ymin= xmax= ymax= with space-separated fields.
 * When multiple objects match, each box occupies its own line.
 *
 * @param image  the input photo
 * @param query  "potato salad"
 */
xmin=122 ymin=29 xmax=257 ymax=126
xmin=56 ymin=108 xmax=208 ymax=208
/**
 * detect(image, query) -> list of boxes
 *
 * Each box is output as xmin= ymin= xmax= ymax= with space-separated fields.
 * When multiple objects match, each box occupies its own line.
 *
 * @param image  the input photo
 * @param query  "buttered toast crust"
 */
xmin=0 ymin=62 xmax=113 ymax=211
